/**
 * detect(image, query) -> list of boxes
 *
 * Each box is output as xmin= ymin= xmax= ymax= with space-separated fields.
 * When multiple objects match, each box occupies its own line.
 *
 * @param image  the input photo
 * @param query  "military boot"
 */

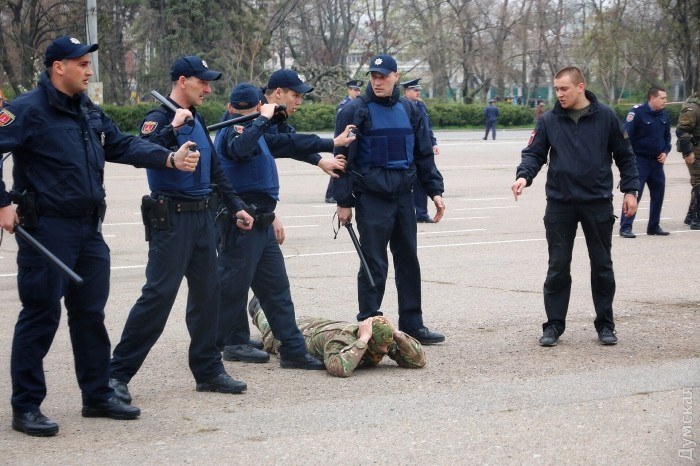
xmin=686 ymin=186 xmax=697 ymax=225
xmin=691 ymin=185 xmax=700 ymax=230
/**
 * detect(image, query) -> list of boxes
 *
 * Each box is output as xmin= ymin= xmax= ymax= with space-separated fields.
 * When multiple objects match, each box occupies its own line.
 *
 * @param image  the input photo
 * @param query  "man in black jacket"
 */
xmin=511 ymin=66 xmax=639 ymax=347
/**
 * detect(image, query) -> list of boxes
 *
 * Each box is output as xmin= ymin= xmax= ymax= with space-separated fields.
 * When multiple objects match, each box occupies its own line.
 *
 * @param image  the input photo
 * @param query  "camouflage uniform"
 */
xmin=676 ymin=91 xmax=700 ymax=228
xmin=250 ymin=304 xmax=426 ymax=377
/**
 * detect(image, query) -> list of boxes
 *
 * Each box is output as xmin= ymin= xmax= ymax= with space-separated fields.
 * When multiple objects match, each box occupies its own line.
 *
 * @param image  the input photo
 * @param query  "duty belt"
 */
xmin=170 ymin=195 xmax=218 ymax=213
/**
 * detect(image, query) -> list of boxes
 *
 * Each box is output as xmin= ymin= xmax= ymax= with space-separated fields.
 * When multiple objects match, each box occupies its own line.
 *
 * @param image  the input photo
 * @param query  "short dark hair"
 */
xmin=554 ymin=66 xmax=586 ymax=86
xmin=647 ymin=85 xmax=666 ymax=100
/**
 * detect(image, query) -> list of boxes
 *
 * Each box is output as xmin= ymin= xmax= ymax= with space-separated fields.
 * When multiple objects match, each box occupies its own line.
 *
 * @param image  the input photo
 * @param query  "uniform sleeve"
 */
xmin=624 ymin=108 xmax=637 ymax=142
xmin=221 ymin=116 xmax=270 ymax=161
xmin=322 ymin=333 xmax=370 ymax=377
xmin=609 ymin=109 xmax=639 ymax=193
xmin=412 ymin=102 xmax=444 ymax=197
xmin=0 ymin=105 xmax=25 ymax=205
xmin=515 ymin=117 xmax=549 ymax=185
xmin=0 ymin=166 xmax=10 ymax=207
xmin=387 ymin=332 xmax=426 ymax=368
xmin=203 ymin=116 xmax=246 ymax=213
xmin=676 ymin=105 xmax=697 ymax=155
xmin=332 ymin=101 xmax=357 ymax=207
xmin=139 ymin=108 xmax=179 ymax=150
xmin=264 ymin=133 xmax=331 ymax=164
xmin=663 ymin=111 xmax=672 ymax=154
xmin=101 ymin=108 xmax=170 ymax=168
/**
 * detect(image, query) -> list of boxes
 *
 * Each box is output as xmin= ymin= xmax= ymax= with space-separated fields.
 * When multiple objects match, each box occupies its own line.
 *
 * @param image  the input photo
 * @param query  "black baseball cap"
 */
xmin=367 ymin=54 xmax=398 ymax=76
xmin=170 ymin=56 xmax=222 ymax=81
xmin=229 ymin=83 xmax=262 ymax=110
xmin=266 ymin=70 xmax=313 ymax=93
xmin=44 ymin=36 xmax=98 ymax=68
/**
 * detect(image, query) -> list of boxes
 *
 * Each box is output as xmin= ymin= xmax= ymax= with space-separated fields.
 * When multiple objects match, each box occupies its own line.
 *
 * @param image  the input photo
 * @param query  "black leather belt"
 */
xmin=170 ymin=197 xmax=214 ymax=213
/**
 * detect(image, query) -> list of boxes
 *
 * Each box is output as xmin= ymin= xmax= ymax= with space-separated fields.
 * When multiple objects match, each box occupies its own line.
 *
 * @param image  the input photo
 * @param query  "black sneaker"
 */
xmin=280 ymin=353 xmax=325 ymax=370
xmin=598 ymin=327 xmax=618 ymax=345
xmin=12 ymin=411 xmax=59 ymax=437
xmin=539 ymin=326 xmax=560 ymax=346
xmin=109 ymin=378 xmax=132 ymax=404
xmin=82 ymin=397 xmax=140 ymax=420
xmin=619 ymin=229 xmax=636 ymax=238
xmin=407 ymin=327 xmax=445 ymax=345
xmin=223 ymin=344 xmax=270 ymax=363
xmin=196 ymin=373 xmax=247 ymax=394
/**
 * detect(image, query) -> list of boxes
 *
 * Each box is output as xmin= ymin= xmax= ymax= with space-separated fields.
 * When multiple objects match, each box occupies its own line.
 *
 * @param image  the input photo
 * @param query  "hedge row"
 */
xmin=101 ymin=101 xmax=684 ymax=133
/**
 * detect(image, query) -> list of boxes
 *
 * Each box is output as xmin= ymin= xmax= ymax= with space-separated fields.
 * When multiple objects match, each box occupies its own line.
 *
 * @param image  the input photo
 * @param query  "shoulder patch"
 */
xmin=527 ymin=129 xmax=536 ymax=146
xmin=233 ymin=125 xmax=245 ymax=134
xmin=0 ymin=109 xmax=15 ymax=126
xmin=626 ymin=112 xmax=635 ymax=122
xmin=141 ymin=121 xmax=158 ymax=134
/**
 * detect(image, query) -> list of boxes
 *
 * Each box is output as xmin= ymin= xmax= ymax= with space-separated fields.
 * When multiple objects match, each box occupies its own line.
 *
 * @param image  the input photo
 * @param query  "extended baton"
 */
xmin=344 ymin=221 xmax=376 ymax=289
xmin=206 ymin=105 xmax=287 ymax=132
xmin=14 ymin=225 xmax=84 ymax=286
xmin=150 ymin=90 xmax=194 ymax=127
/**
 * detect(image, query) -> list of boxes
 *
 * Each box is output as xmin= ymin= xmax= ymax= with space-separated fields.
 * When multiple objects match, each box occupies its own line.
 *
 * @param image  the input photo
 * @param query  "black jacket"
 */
xmin=516 ymin=90 xmax=638 ymax=202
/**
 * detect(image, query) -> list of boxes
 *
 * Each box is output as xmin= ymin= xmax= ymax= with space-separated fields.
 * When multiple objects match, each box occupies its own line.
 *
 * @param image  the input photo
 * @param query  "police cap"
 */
xmin=367 ymin=54 xmax=398 ymax=76
xmin=346 ymin=80 xmax=363 ymax=90
xmin=44 ymin=36 xmax=99 ymax=68
xmin=267 ymin=69 xmax=314 ymax=94
xmin=229 ymin=83 xmax=262 ymax=110
xmin=170 ymin=56 xmax=222 ymax=82
xmin=401 ymin=78 xmax=422 ymax=90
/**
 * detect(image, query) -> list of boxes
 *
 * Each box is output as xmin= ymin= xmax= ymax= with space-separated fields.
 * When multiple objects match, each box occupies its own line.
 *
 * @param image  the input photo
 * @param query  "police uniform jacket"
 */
xmin=0 ymin=72 xmax=171 ymax=216
xmin=516 ymin=90 xmax=639 ymax=202
xmin=139 ymin=99 xmax=245 ymax=214
xmin=625 ymin=102 xmax=671 ymax=158
xmin=333 ymin=85 xmax=444 ymax=208
xmin=415 ymin=100 xmax=437 ymax=147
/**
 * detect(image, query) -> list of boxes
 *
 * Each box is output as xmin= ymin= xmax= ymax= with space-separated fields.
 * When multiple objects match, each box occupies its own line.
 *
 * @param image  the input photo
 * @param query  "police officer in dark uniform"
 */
xmin=333 ymin=54 xmax=446 ymax=345
xmin=483 ymin=99 xmax=499 ymax=140
xmin=214 ymin=82 xmax=355 ymax=367
xmin=326 ymin=79 xmax=364 ymax=203
xmin=0 ymin=36 xmax=197 ymax=436
xmin=402 ymin=78 xmax=440 ymax=223
xmin=109 ymin=56 xmax=254 ymax=402
xmin=619 ymin=86 xmax=671 ymax=238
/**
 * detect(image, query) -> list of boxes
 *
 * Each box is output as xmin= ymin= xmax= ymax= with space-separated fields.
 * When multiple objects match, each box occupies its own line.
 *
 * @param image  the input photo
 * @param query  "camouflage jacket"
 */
xmin=677 ymin=93 xmax=700 ymax=156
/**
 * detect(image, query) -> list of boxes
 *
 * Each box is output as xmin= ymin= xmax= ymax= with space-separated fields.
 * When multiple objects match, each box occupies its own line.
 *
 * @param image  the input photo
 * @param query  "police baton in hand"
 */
xmin=344 ymin=221 xmax=376 ymax=289
xmin=206 ymin=105 xmax=287 ymax=132
xmin=150 ymin=90 xmax=194 ymax=127
xmin=14 ymin=225 xmax=84 ymax=286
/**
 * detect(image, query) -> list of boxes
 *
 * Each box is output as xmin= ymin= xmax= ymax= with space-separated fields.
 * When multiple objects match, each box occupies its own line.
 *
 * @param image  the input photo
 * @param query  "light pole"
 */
xmin=85 ymin=0 xmax=103 ymax=104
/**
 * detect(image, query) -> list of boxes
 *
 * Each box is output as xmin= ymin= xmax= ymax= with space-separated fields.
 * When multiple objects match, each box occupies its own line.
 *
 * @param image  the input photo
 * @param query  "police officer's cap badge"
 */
xmin=141 ymin=121 xmax=158 ymax=134
xmin=0 ymin=109 xmax=15 ymax=127
xmin=70 ymin=37 xmax=81 ymax=44
xmin=202 ymin=60 xmax=208 ymax=68
xmin=374 ymin=58 xmax=383 ymax=65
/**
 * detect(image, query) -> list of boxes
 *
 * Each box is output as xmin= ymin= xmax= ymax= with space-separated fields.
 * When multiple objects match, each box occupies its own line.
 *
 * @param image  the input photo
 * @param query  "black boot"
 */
xmin=691 ymin=185 xmax=700 ymax=230
xmin=685 ymin=187 xmax=697 ymax=225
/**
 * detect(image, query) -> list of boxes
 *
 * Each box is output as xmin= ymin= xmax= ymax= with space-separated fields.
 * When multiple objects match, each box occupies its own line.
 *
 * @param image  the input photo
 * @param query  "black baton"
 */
xmin=14 ymin=225 xmax=84 ymax=286
xmin=150 ymin=90 xmax=194 ymax=127
xmin=344 ymin=221 xmax=375 ymax=289
xmin=206 ymin=105 xmax=287 ymax=132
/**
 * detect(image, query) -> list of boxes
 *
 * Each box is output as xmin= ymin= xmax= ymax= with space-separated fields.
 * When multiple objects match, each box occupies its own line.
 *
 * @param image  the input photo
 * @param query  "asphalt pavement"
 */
xmin=0 ymin=129 xmax=697 ymax=464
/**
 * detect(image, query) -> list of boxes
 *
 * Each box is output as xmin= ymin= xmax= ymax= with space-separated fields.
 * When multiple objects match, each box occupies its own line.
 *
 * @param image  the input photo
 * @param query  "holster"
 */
xmin=140 ymin=195 xmax=171 ymax=241
xmin=216 ymin=207 xmax=233 ymax=250
xmin=10 ymin=190 xmax=38 ymax=230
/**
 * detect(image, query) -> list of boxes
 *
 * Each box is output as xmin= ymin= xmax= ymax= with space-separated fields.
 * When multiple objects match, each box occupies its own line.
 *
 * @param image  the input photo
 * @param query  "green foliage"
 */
xmin=427 ymin=103 xmax=535 ymax=128
xmin=102 ymin=101 xmax=229 ymax=133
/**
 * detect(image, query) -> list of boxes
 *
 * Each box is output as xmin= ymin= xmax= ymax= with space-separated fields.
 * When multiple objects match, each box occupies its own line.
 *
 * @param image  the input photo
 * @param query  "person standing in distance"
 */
xmin=618 ymin=86 xmax=671 ymax=238
xmin=109 ymin=56 xmax=254 ymax=404
xmin=333 ymin=53 xmax=446 ymax=345
xmin=402 ymin=78 xmax=440 ymax=223
xmin=483 ymin=99 xmax=499 ymax=140
xmin=511 ymin=66 xmax=638 ymax=347
xmin=0 ymin=36 xmax=197 ymax=436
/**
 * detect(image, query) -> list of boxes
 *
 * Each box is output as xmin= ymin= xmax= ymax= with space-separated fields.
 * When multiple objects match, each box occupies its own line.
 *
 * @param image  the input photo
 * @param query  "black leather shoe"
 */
xmin=416 ymin=217 xmax=435 ymax=223
xmin=647 ymin=227 xmax=670 ymax=236
xmin=619 ymin=229 xmax=636 ymax=238
xmin=196 ymin=373 xmax=247 ymax=394
xmin=223 ymin=344 xmax=270 ymax=363
xmin=539 ymin=326 xmax=560 ymax=347
xmin=325 ymin=197 xmax=336 ymax=203
xmin=598 ymin=327 xmax=618 ymax=345
xmin=407 ymin=327 xmax=445 ymax=345
xmin=82 ymin=396 xmax=140 ymax=420
xmin=12 ymin=411 xmax=59 ymax=437
xmin=249 ymin=338 xmax=264 ymax=350
xmin=280 ymin=353 xmax=325 ymax=370
xmin=109 ymin=378 xmax=132 ymax=404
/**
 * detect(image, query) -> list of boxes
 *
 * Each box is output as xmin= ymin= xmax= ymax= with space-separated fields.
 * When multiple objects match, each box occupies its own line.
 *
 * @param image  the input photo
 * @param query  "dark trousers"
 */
xmin=217 ymin=222 xmax=307 ymax=358
xmin=413 ymin=183 xmax=429 ymax=220
xmin=355 ymin=191 xmax=424 ymax=333
xmin=620 ymin=156 xmax=665 ymax=232
xmin=484 ymin=120 xmax=497 ymax=139
xmin=12 ymin=215 xmax=113 ymax=412
xmin=110 ymin=209 xmax=224 ymax=384
xmin=542 ymin=200 xmax=616 ymax=334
